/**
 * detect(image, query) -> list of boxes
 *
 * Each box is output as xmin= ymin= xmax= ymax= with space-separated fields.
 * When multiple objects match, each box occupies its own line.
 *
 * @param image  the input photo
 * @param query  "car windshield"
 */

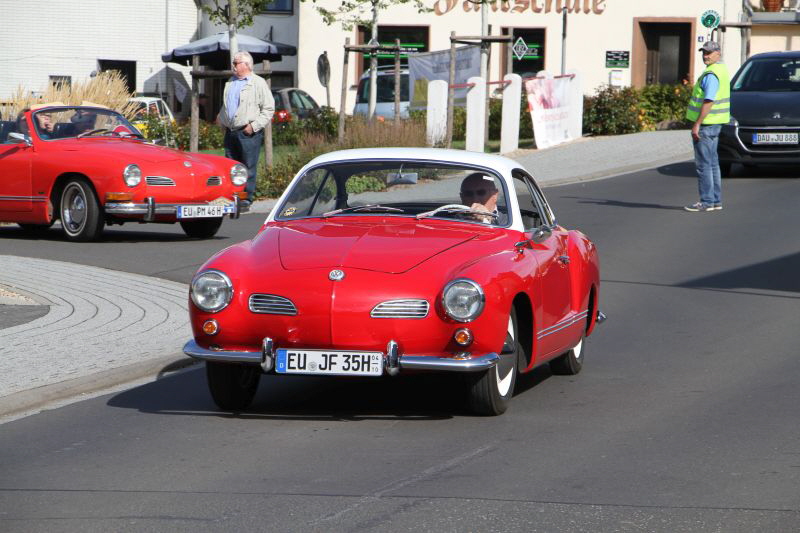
xmin=276 ymin=161 xmax=509 ymax=227
xmin=32 ymin=107 xmax=142 ymax=140
xmin=356 ymin=74 xmax=409 ymax=103
xmin=732 ymin=57 xmax=800 ymax=92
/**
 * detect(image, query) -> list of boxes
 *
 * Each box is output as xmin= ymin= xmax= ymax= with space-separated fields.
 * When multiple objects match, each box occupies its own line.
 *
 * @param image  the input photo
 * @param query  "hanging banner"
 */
xmin=408 ymin=45 xmax=480 ymax=110
xmin=524 ymin=71 xmax=583 ymax=149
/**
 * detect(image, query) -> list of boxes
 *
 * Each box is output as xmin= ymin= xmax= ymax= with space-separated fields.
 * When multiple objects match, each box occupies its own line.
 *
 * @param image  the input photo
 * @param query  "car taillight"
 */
xmin=273 ymin=110 xmax=291 ymax=123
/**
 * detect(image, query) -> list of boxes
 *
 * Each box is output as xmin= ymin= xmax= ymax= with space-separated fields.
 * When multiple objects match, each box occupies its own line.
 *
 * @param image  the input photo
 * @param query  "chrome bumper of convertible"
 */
xmin=105 ymin=195 xmax=241 ymax=220
xmin=183 ymin=338 xmax=499 ymax=376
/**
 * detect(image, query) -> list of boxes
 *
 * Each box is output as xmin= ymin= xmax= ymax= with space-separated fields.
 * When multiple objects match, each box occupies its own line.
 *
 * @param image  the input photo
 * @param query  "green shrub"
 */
xmin=638 ymin=83 xmax=692 ymax=129
xmin=583 ymin=85 xmax=641 ymax=136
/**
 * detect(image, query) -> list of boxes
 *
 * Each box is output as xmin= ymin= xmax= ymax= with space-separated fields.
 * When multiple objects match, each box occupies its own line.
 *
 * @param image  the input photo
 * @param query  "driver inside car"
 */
xmin=459 ymin=172 xmax=503 ymax=224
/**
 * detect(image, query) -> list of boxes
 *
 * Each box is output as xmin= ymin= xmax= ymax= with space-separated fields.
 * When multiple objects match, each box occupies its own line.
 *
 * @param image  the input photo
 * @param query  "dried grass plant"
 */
xmin=1 ymin=71 xmax=139 ymax=121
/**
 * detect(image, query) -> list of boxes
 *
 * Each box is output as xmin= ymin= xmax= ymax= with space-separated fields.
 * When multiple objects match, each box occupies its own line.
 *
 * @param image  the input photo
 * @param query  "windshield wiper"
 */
xmin=323 ymin=204 xmax=404 ymax=217
xmin=416 ymin=204 xmax=499 ymax=221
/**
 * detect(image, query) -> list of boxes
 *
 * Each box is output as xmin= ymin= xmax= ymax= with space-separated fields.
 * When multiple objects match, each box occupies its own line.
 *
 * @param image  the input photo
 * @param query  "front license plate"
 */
xmin=275 ymin=349 xmax=383 ymax=376
xmin=752 ymin=132 xmax=799 ymax=145
xmin=177 ymin=205 xmax=225 ymax=218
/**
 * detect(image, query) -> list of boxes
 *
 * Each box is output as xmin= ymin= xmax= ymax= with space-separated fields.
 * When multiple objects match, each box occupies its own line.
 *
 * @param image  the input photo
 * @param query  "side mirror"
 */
xmin=530 ymin=225 xmax=552 ymax=244
xmin=7 ymin=132 xmax=32 ymax=146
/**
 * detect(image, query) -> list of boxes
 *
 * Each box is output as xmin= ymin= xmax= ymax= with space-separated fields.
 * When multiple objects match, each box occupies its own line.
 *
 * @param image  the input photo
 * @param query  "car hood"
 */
xmin=269 ymin=219 xmax=480 ymax=274
xmin=59 ymin=139 xmax=191 ymax=163
xmin=732 ymin=91 xmax=800 ymax=126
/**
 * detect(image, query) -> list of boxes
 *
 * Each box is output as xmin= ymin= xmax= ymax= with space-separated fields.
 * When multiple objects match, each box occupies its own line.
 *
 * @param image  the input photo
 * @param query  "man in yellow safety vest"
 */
xmin=684 ymin=41 xmax=730 ymax=212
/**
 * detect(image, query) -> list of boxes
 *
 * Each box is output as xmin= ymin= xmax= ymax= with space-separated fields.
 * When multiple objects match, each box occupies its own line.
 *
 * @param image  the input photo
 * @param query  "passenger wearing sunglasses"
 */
xmin=460 ymin=172 xmax=503 ymax=224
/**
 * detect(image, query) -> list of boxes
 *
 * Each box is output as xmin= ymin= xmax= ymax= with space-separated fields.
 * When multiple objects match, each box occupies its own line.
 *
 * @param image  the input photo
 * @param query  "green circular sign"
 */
xmin=701 ymin=10 xmax=721 ymax=29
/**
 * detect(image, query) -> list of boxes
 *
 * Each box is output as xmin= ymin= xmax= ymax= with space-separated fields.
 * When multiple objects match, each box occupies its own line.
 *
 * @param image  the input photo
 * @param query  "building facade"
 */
xmin=2 ymin=1 xmax=798 ymax=118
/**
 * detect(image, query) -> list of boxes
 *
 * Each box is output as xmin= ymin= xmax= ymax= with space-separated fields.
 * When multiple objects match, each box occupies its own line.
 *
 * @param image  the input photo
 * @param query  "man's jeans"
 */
xmin=224 ymin=128 xmax=264 ymax=202
xmin=693 ymin=124 xmax=722 ymax=206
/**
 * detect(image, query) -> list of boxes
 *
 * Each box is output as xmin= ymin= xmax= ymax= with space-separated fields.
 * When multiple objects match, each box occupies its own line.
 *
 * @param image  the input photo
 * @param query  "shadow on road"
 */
xmin=0 ymin=224 xmax=235 ymax=244
xmin=656 ymin=161 xmax=696 ymax=178
xmin=680 ymin=251 xmax=800 ymax=294
xmin=108 ymin=361 xmax=552 ymax=421
xmin=561 ymin=196 xmax=684 ymax=211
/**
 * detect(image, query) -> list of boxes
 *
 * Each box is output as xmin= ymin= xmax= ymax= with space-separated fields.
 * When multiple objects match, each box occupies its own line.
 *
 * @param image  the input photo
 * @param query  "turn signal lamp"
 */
xmin=454 ymin=328 xmax=473 ymax=346
xmin=202 ymin=319 xmax=219 ymax=335
xmin=105 ymin=192 xmax=134 ymax=202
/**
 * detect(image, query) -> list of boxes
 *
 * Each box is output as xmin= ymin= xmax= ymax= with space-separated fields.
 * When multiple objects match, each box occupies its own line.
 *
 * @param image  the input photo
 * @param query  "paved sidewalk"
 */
xmin=0 ymin=130 xmax=693 ymax=420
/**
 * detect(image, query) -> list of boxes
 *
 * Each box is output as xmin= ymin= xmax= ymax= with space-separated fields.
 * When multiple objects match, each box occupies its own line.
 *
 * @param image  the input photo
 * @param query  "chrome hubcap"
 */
xmin=63 ymin=186 xmax=86 ymax=232
xmin=496 ymin=316 xmax=516 ymax=397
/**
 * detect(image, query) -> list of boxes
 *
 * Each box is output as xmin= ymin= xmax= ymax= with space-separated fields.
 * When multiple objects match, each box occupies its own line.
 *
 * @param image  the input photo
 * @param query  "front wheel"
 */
xmin=60 ymin=179 xmax=104 ymax=241
xmin=180 ymin=218 xmax=223 ymax=239
xmin=206 ymin=362 xmax=261 ymax=411
xmin=549 ymin=335 xmax=585 ymax=376
xmin=466 ymin=308 xmax=519 ymax=416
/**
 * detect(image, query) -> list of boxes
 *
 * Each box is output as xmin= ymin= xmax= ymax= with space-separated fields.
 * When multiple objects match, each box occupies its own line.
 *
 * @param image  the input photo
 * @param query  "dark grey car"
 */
xmin=718 ymin=51 xmax=800 ymax=176
xmin=271 ymin=88 xmax=320 ymax=123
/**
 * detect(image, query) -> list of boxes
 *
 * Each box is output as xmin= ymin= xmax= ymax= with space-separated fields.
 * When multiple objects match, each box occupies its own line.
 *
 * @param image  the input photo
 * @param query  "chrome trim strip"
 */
xmin=261 ymin=337 xmax=274 ymax=372
xmin=537 ymin=310 xmax=589 ymax=340
xmin=206 ymin=176 xmax=222 ymax=186
xmin=399 ymin=353 xmax=499 ymax=372
xmin=183 ymin=339 xmax=262 ymax=363
xmin=0 ymin=196 xmax=48 ymax=202
xmin=104 ymin=202 xmax=236 ymax=216
xmin=385 ymin=340 xmax=400 ymax=376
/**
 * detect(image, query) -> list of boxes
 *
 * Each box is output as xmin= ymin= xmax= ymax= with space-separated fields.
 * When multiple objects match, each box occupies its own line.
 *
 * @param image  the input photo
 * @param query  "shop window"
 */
xmin=357 ymin=25 xmax=429 ymax=74
xmin=261 ymin=0 xmax=292 ymax=14
xmin=49 ymin=76 xmax=71 ymax=90
xmin=507 ymin=28 xmax=545 ymax=78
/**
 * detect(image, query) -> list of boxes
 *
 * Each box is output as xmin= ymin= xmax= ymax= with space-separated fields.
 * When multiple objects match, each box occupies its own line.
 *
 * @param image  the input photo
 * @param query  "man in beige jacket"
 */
xmin=218 ymin=50 xmax=274 ymax=207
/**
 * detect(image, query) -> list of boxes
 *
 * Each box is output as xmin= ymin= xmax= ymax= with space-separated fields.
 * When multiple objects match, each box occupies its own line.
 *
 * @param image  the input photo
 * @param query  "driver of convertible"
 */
xmin=71 ymin=111 xmax=97 ymax=135
xmin=460 ymin=172 xmax=501 ymax=223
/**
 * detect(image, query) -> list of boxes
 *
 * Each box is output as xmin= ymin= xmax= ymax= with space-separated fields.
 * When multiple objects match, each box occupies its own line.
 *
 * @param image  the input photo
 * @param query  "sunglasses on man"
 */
xmin=460 ymin=188 xmax=494 ymax=198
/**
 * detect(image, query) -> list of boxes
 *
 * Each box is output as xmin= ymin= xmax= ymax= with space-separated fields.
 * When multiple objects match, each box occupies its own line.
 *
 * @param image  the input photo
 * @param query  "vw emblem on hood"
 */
xmin=329 ymin=269 xmax=345 ymax=281
xmin=773 ymin=112 xmax=781 ymax=119
xmin=183 ymin=161 xmax=192 ymax=167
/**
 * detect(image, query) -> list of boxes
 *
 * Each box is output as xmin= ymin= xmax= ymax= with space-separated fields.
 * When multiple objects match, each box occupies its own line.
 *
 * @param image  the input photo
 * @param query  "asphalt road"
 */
xmin=1 ymin=162 xmax=799 ymax=532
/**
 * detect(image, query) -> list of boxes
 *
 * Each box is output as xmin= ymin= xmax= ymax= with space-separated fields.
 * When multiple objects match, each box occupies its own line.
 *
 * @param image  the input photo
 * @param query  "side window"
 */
xmin=279 ymin=168 xmax=336 ymax=218
xmin=511 ymin=172 xmax=542 ymax=230
xmin=528 ymin=179 xmax=556 ymax=226
xmin=298 ymin=91 xmax=318 ymax=110
xmin=289 ymin=91 xmax=304 ymax=111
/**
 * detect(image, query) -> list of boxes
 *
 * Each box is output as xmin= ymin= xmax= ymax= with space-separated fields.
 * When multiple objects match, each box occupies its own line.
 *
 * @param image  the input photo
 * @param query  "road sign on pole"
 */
xmin=701 ymin=10 xmax=721 ymax=29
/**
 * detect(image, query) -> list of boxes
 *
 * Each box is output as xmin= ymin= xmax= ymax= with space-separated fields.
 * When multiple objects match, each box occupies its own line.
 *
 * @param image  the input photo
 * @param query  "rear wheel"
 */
xmin=180 ymin=218 xmax=223 ymax=239
xmin=466 ymin=308 xmax=519 ymax=416
xmin=206 ymin=362 xmax=261 ymax=411
xmin=60 ymin=179 xmax=104 ymax=241
xmin=549 ymin=335 xmax=585 ymax=376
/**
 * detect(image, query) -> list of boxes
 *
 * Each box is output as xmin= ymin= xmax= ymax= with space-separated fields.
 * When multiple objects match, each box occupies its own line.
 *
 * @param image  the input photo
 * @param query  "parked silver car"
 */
xmin=353 ymin=69 xmax=409 ymax=119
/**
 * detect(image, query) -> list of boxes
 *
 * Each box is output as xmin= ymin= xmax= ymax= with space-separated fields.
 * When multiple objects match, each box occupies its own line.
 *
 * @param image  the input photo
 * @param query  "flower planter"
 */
xmin=763 ymin=0 xmax=784 ymax=12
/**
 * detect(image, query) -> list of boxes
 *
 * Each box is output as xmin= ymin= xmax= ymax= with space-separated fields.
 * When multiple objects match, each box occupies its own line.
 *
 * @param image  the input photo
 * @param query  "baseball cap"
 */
xmin=699 ymin=41 xmax=721 ymax=52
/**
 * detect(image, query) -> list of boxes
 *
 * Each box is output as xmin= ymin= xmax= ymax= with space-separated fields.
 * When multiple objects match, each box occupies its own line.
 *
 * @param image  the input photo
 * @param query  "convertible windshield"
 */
xmin=32 ymin=107 xmax=142 ymax=140
xmin=276 ymin=161 xmax=509 ymax=226
xmin=733 ymin=58 xmax=800 ymax=92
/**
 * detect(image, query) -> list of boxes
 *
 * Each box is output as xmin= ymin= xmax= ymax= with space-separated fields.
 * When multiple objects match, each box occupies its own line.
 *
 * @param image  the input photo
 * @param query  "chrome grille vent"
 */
xmin=249 ymin=294 xmax=297 ymax=315
xmin=146 ymin=176 xmax=175 ymax=186
xmin=371 ymin=299 xmax=429 ymax=319
xmin=206 ymin=176 xmax=222 ymax=186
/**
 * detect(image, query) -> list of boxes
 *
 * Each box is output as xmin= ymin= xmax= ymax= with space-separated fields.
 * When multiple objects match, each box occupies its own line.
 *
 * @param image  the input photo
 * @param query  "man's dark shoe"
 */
xmin=684 ymin=202 xmax=714 ymax=212
xmin=239 ymin=199 xmax=252 ymax=212
xmin=711 ymin=204 xmax=723 ymax=211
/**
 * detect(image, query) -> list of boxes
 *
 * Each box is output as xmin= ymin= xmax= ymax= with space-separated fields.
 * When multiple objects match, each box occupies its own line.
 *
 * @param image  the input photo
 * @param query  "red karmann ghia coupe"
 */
xmin=0 ymin=105 xmax=246 ymax=241
xmin=184 ymin=148 xmax=603 ymax=415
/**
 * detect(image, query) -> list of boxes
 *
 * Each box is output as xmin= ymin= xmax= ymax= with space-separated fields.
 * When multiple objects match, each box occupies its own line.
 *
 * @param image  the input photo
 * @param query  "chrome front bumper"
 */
xmin=105 ymin=196 xmax=241 ymax=221
xmin=183 ymin=338 xmax=499 ymax=375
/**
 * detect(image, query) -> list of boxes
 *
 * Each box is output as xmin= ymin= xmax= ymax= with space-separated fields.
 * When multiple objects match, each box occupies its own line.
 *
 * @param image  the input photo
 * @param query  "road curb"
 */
xmin=0 ymin=353 xmax=198 ymax=421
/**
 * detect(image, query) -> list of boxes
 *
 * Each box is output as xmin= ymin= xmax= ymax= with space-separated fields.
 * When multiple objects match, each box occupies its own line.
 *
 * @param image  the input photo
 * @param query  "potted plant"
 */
xmin=762 ymin=0 xmax=784 ymax=11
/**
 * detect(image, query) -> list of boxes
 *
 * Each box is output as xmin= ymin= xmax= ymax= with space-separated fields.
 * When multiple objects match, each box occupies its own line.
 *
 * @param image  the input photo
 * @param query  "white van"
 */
xmin=353 ymin=69 xmax=409 ymax=119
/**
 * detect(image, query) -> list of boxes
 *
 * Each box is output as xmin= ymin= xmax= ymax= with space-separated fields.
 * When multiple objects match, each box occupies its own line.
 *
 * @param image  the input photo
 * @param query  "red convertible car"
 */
xmin=184 ymin=148 xmax=603 ymax=415
xmin=0 ymin=105 xmax=246 ymax=241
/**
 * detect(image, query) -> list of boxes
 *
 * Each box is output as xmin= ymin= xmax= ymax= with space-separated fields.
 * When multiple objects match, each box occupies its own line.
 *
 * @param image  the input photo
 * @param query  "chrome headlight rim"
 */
xmin=230 ymin=163 xmax=248 ymax=186
xmin=123 ymin=163 xmax=142 ymax=187
xmin=190 ymin=269 xmax=234 ymax=313
xmin=441 ymin=278 xmax=485 ymax=323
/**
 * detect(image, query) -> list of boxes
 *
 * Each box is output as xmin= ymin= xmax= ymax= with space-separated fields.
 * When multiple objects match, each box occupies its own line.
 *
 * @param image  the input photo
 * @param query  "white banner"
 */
xmin=524 ymin=71 xmax=583 ymax=149
xmin=408 ymin=45 xmax=480 ymax=110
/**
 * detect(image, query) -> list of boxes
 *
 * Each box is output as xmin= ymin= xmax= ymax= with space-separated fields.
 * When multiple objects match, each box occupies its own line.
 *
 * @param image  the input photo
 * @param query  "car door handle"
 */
xmin=558 ymin=255 xmax=570 ymax=264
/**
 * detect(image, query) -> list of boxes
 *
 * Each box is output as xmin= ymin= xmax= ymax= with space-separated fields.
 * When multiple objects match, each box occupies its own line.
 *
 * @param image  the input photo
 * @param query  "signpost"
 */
xmin=317 ymin=52 xmax=331 ymax=107
xmin=605 ymin=51 xmax=630 ymax=69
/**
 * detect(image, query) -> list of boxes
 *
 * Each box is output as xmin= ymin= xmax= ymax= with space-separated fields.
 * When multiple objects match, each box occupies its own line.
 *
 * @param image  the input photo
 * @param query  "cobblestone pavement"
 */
xmin=0 ymin=256 xmax=190 ymax=417
xmin=0 ymin=130 xmax=693 ymax=418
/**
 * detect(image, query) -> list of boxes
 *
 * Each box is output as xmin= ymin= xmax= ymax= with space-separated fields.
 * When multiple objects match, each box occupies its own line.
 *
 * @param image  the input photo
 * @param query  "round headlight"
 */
xmin=123 ymin=164 xmax=142 ymax=187
xmin=190 ymin=270 xmax=233 ymax=313
xmin=231 ymin=163 xmax=248 ymax=186
xmin=442 ymin=279 xmax=485 ymax=322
